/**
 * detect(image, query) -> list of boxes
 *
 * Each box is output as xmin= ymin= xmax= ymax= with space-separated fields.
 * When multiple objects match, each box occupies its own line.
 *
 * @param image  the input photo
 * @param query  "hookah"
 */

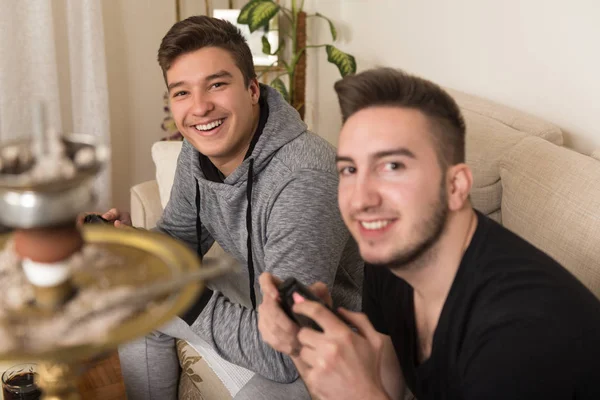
xmin=0 ymin=105 xmax=229 ymax=400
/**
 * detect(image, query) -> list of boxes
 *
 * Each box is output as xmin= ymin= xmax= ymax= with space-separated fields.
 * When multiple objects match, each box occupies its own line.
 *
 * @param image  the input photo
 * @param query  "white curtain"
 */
xmin=0 ymin=0 xmax=111 ymax=208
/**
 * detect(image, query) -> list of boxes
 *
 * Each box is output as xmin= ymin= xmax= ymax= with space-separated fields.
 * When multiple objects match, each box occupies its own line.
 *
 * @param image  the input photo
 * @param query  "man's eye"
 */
xmin=211 ymin=82 xmax=226 ymax=89
xmin=384 ymin=162 xmax=404 ymax=171
xmin=338 ymin=166 xmax=356 ymax=176
xmin=172 ymin=91 xmax=187 ymax=98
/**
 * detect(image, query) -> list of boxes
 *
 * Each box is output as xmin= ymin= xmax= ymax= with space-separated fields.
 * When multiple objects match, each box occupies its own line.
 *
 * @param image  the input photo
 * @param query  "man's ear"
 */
xmin=446 ymin=163 xmax=472 ymax=211
xmin=249 ymin=78 xmax=260 ymax=105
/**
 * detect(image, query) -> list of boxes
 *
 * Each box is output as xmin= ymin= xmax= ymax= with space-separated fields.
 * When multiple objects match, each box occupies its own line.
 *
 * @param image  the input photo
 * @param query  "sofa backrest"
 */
xmin=499 ymin=136 xmax=600 ymax=297
xmin=447 ymin=88 xmax=564 ymax=222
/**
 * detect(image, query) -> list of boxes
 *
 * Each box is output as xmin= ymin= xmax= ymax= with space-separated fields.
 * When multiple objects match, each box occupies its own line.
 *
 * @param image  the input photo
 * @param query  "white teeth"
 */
xmin=360 ymin=220 xmax=391 ymax=230
xmin=195 ymin=119 xmax=224 ymax=131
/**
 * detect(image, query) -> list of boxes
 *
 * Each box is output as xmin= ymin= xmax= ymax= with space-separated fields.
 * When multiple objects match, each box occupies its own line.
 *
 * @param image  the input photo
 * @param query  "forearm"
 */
xmin=380 ymin=335 xmax=405 ymax=400
xmin=191 ymin=290 xmax=299 ymax=382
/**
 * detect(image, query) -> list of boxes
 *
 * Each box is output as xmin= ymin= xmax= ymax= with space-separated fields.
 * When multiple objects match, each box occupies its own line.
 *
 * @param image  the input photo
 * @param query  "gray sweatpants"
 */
xmin=118 ymin=317 xmax=311 ymax=400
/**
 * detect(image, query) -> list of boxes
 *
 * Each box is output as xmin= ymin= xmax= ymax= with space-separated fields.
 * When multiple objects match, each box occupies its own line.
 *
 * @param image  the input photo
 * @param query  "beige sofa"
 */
xmin=130 ymin=89 xmax=600 ymax=399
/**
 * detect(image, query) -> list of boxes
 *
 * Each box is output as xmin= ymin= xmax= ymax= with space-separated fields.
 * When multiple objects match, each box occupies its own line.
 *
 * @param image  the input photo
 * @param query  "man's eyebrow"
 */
xmin=335 ymin=148 xmax=416 ymax=163
xmin=167 ymin=70 xmax=234 ymax=92
xmin=373 ymin=148 xmax=416 ymax=160
xmin=167 ymin=81 xmax=184 ymax=92
xmin=205 ymin=70 xmax=233 ymax=81
xmin=335 ymin=155 xmax=353 ymax=163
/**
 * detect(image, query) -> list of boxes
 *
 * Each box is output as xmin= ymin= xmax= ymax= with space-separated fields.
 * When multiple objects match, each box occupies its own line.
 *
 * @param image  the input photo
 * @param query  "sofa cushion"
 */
xmin=463 ymin=110 xmax=529 ymax=215
xmin=447 ymin=89 xmax=564 ymax=145
xmin=499 ymin=136 xmax=600 ymax=298
xmin=151 ymin=141 xmax=183 ymax=208
xmin=176 ymin=339 xmax=232 ymax=400
xmin=446 ymin=88 xmax=563 ymax=218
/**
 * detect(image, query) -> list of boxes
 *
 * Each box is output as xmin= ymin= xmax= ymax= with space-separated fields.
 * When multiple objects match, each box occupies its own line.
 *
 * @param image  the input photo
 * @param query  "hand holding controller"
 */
xmin=278 ymin=277 xmax=341 ymax=332
xmin=82 ymin=214 xmax=111 ymax=225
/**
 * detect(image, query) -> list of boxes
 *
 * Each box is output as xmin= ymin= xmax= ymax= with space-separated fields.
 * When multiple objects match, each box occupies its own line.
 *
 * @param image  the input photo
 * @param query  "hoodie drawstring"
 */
xmin=246 ymin=159 xmax=257 ymax=309
xmin=195 ymin=179 xmax=203 ymax=261
xmin=180 ymin=177 xmax=214 ymax=325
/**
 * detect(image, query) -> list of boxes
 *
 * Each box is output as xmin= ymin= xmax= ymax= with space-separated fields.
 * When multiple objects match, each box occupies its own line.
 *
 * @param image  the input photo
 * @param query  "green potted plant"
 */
xmin=236 ymin=0 xmax=356 ymax=119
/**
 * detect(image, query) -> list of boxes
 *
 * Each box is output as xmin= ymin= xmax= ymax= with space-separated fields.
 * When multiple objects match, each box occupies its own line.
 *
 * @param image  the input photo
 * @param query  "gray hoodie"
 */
xmin=156 ymin=85 xmax=363 ymax=382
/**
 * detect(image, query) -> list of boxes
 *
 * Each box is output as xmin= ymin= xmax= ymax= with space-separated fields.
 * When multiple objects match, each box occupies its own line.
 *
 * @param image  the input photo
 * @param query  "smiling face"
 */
xmin=167 ymin=46 xmax=260 ymax=174
xmin=336 ymin=106 xmax=449 ymax=267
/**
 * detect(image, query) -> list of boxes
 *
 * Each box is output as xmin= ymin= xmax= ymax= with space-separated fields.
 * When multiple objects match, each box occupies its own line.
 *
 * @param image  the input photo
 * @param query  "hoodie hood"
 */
xmin=220 ymin=84 xmax=307 ymax=185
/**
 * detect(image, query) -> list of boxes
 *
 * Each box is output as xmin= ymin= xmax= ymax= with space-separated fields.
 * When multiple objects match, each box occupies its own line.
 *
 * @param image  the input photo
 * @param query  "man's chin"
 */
xmin=187 ymin=140 xmax=224 ymax=157
xmin=360 ymin=245 xmax=421 ymax=270
xmin=359 ymin=249 xmax=395 ymax=267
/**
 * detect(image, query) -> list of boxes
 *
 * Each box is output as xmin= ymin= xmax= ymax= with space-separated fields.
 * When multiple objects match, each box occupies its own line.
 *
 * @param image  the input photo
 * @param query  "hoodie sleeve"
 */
xmin=155 ymin=141 xmax=215 ymax=256
xmin=190 ymin=169 xmax=352 ymax=383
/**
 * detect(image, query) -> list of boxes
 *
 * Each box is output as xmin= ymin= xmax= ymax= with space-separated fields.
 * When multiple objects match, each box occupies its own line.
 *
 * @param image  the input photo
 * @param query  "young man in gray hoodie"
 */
xmin=109 ymin=15 xmax=363 ymax=400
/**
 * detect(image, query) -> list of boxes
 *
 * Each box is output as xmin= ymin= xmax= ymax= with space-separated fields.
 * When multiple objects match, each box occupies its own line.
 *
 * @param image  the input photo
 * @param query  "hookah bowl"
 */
xmin=0 ymin=133 xmax=205 ymax=400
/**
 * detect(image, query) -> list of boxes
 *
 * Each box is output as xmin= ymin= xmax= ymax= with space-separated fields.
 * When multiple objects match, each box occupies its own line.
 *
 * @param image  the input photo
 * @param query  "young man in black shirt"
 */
xmin=257 ymin=67 xmax=600 ymax=399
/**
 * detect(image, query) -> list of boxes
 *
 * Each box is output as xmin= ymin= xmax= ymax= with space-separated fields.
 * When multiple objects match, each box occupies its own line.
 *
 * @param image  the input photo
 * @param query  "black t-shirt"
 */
xmin=363 ymin=211 xmax=600 ymax=400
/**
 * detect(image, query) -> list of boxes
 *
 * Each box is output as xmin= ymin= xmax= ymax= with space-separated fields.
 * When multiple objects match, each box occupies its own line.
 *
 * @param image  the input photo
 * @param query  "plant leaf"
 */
xmin=270 ymin=78 xmax=289 ymax=102
xmin=325 ymin=45 xmax=357 ymax=77
xmin=237 ymin=0 xmax=268 ymax=24
xmin=248 ymin=1 xmax=280 ymax=33
xmin=272 ymin=39 xmax=285 ymax=55
xmin=261 ymin=35 xmax=272 ymax=55
xmin=262 ymin=38 xmax=284 ymax=56
xmin=315 ymin=12 xmax=337 ymax=41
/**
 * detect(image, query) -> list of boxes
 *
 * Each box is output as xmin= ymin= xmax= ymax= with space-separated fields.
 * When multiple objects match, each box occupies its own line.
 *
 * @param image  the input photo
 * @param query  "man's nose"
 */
xmin=350 ymin=176 xmax=381 ymax=212
xmin=191 ymin=91 xmax=214 ymax=115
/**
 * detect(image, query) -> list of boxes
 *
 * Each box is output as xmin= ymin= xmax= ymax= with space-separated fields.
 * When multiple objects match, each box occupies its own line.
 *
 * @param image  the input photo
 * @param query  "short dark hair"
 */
xmin=334 ymin=67 xmax=466 ymax=168
xmin=157 ymin=15 xmax=256 ymax=87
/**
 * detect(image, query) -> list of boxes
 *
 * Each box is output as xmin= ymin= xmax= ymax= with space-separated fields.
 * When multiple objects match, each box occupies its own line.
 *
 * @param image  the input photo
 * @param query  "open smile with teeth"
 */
xmin=194 ymin=118 xmax=224 ymax=132
xmin=360 ymin=220 xmax=393 ymax=230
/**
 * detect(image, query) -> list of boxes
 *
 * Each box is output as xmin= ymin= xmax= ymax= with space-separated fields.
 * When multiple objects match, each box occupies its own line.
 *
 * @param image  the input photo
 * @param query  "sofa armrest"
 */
xmin=130 ymin=180 xmax=163 ymax=230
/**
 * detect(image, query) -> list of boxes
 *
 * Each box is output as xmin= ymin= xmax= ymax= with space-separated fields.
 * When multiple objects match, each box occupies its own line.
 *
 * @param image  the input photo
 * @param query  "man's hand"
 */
xmin=292 ymin=300 xmax=390 ymax=400
xmin=257 ymin=273 xmax=302 ymax=356
xmin=77 ymin=208 xmax=132 ymax=228
xmin=102 ymin=208 xmax=132 ymax=227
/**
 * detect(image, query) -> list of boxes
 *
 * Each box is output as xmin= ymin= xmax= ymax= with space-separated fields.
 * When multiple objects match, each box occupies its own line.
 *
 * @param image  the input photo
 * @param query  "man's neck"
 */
xmin=393 ymin=207 xmax=477 ymax=344
xmin=211 ymin=104 xmax=261 ymax=177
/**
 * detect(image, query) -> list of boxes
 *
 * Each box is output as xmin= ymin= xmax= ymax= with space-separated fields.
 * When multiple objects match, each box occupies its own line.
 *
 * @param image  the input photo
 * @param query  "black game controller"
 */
xmin=82 ymin=214 xmax=111 ymax=225
xmin=278 ymin=277 xmax=340 ymax=332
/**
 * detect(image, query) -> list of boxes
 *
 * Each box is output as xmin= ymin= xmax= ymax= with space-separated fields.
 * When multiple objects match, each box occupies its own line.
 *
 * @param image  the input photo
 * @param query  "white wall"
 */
xmin=102 ymin=0 xmax=176 ymax=210
xmin=312 ymin=0 xmax=600 ymax=154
